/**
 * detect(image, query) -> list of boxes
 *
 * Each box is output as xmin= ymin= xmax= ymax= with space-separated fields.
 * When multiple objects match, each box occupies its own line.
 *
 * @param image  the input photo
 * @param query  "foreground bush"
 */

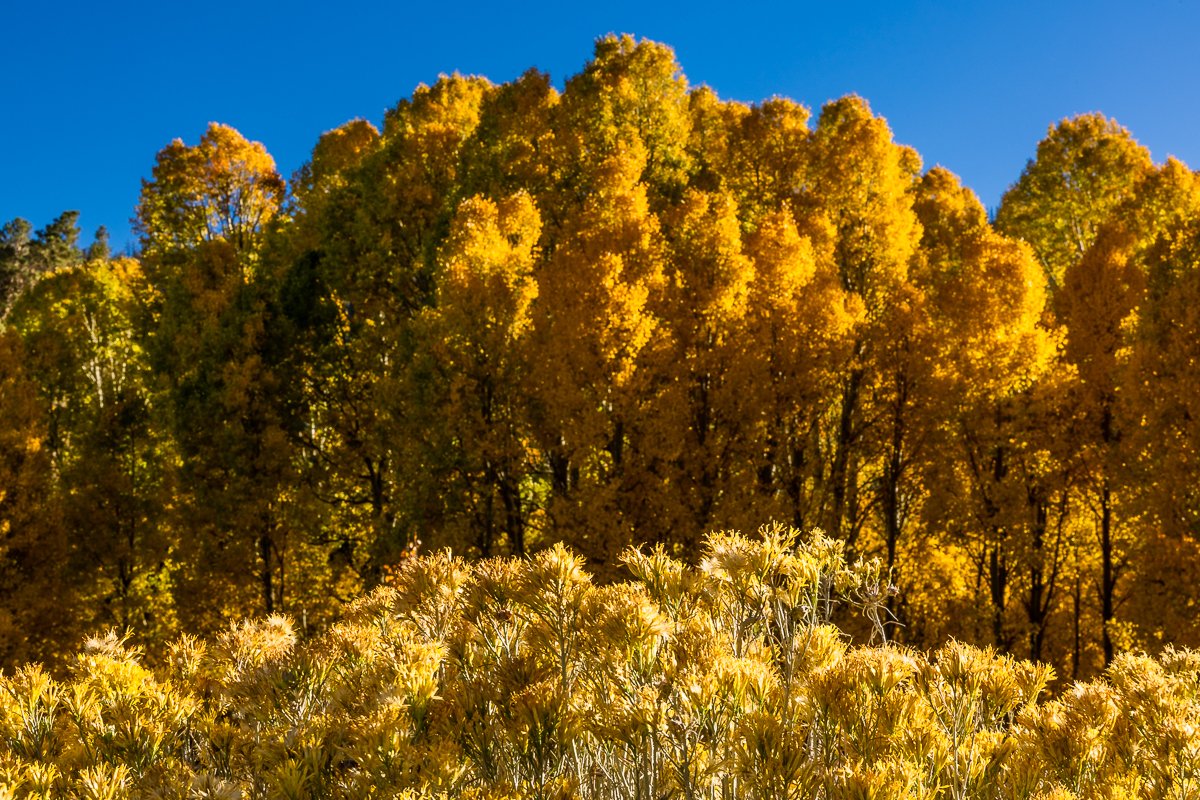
xmin=2 ymin=525 xmax=1199 ymax=799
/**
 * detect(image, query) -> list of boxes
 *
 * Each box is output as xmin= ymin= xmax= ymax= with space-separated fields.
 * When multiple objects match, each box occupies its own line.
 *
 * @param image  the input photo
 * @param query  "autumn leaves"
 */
xmin=3 ymin=35 xmax=1200 ymax=686
xmin=4 ymin=531 xmax=1198 ymax=799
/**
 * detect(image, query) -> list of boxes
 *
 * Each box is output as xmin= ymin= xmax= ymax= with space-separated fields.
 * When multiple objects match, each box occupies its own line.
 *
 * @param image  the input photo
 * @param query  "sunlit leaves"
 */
xmin=419 ymin=193 xmax=543 ymax=556
xmin=3 ymin=530 xmax=1199 ymax=799
xmin=559 ymin=34 xmax=692 ymax=201
xmin=996 ymin=113 xmax=1152 ymax=294
xmin=136 ymin=123 xmax=285 ymax=257
xmin=9 ymin=34 xmax=1200 ymax=708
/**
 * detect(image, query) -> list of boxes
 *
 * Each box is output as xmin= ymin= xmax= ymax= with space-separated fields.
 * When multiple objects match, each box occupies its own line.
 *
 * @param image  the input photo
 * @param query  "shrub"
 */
xmin=2 ymin=525 xmax=1198 ymax=799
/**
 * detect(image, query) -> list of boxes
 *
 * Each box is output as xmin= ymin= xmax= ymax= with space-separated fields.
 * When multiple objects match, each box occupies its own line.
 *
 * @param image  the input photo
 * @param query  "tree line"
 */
xmin=2 ymin=36 xmax=1199 ymax=682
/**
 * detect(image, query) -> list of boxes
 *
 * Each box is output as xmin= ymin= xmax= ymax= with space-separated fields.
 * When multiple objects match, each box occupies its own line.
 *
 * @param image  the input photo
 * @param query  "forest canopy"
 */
xmin=3 ymin=35 xmax=1200 ymax=694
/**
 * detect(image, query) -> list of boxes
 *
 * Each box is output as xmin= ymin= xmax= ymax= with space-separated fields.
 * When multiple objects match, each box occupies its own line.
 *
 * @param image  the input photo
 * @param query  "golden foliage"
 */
xmin=7 ymin=35 xmax=1200 ymax=712
xmin=3 ymin=530 xmax=1200 ymax=799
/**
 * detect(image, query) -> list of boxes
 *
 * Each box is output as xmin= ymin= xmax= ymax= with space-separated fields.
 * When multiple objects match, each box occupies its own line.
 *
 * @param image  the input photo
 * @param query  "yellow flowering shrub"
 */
xmin=3 ymin=525 xmax=1199 ymax=798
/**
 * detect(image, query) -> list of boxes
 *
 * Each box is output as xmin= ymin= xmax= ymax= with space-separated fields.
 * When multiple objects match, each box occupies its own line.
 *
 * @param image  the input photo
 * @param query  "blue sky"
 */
xmin=4 ymin=0 xmax=1199 ymax=253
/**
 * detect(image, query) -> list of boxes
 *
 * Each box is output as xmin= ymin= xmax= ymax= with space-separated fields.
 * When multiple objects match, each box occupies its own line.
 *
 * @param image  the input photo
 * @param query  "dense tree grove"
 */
xmin=4 ymin=36 xmax=1200 ymax=695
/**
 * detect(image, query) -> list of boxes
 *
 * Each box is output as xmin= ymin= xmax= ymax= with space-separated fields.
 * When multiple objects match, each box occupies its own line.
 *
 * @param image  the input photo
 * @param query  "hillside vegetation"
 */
xmin=3 ymin=528 xmax=1200 ymax=799
xmin=3 ymin=36 xmax=1200 ymax=687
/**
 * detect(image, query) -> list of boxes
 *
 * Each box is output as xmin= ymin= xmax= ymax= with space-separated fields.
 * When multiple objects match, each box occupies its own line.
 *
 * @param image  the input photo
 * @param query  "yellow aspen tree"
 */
xmin=292 ymin=119 xmax=381 ymax=214
xmin=946 ymin=234 xmax=1057 ymax=658
xmin=351 ymin=74 xmax=492 ymax=314
xmin=721 ymin=97 xmax=812 ymax=225
xmin=1079 ymin=159 xmax=1200 ymax=660
xmin=684 ymin=85 xmax=737 ymax=195
xmin=135 ymin=122 xmax=286 ymax=258
xmin=797 ymin=95 xmax=921 ymax=547
xmin=995 ymin=113 xmax=1152 ymax=295
xmin=138 ymin=126 xmax=316 ymax=625
xmin=528 ymin=38 xmax=689 ymax=564
xmin=529 ymin=141 xmax=667 ymax=567
xmin=289 ymin=118 xmax=380 ymax=252
xmin=554 ymin=35 xmax=692 ymax=208
xmin=686 ymin=90 xmax=853 ymax=538
xmin=290 ymin=75 xmax=492 ymax=572
xmin=419 ymin=193 xmax=542 ymax=556
xmin=7 ymin=257 xmax=178 ymax=656
xmin=0 ymin=331 xmax=74 ymax=669
xmin=458 ymin=68 xmax=559 ymax=202
xmin=991 ymin=131 xmax=1186 ymax=669
xmin=1060 ymin=225 xmax=1144 ymax=666
xmin=739 ymin=210 xmax=854 ymax=532
xmin=913 ymin=168 xmax=1059 ymax=658
xmin=651 ymin=188 xmax=756 ymax=550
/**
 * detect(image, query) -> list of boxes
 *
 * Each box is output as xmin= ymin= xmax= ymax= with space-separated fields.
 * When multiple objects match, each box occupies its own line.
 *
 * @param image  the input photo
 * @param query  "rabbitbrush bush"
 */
xmin=2 ymin=524 xmax=1199 ymax=799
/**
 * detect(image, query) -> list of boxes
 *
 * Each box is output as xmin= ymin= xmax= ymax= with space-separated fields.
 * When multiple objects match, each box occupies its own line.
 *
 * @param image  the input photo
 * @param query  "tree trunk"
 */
xmin=1100 ymin=481 xmax=1115 ymax=665
xmin=500 ymin=474 xmax=525 ymax=556
xmin=259 ymin=530 xmax=274 ymax=615
xmin=989 ymin=543 xmax=1008 ymax=649
xmin=1026 ymin=500 xmax=1050 ymax=662
xmin=829 ymin=366 xmax=863 ymax=542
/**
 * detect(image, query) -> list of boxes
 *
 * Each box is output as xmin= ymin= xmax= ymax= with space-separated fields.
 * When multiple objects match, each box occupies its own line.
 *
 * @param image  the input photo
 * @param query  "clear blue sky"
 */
xmin=4 ymin=0 xmax=1199 ymax=253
